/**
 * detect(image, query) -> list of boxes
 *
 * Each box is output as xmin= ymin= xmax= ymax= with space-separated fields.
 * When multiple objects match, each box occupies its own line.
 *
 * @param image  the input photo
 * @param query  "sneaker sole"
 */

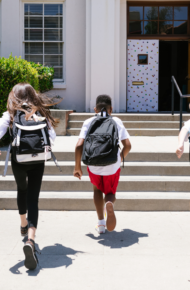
xmin=106 ymin=203 xmax=116 ymax=232
xmin=23 ymin=244 xmax=37 ymax=270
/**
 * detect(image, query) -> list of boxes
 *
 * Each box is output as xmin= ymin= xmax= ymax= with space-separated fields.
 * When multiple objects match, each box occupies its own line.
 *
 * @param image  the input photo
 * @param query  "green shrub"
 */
xmin=0 ymin=55 xmax=39 ymax=117
xmin=30 ymin=62 xmax=54 ymax=92
xmin=0 ymin=55 xmax=54 ymax=146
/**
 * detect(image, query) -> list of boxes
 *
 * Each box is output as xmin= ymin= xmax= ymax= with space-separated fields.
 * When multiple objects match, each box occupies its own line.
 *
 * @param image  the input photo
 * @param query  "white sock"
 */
xmin=98 ymin=219 xmax=106 ymax=226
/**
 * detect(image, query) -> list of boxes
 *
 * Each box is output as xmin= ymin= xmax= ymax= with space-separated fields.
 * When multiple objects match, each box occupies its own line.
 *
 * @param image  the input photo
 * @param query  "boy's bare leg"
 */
xmin=93 ymin=185 xmax=104 ymax=220
xmin=105 ymin=193 xmax=116 ymax=204
xmin=105 ymin=193 xmax=116 ymax=232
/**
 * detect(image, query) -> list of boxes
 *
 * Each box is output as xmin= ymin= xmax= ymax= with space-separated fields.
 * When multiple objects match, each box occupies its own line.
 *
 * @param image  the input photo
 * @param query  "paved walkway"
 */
xmin=1 ymin=210 xmax=190 ymax=290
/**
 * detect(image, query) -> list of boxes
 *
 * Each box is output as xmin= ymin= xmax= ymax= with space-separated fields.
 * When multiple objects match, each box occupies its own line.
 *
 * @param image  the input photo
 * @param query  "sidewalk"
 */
xmin=1 ymin=210 xmax=190 ymax=290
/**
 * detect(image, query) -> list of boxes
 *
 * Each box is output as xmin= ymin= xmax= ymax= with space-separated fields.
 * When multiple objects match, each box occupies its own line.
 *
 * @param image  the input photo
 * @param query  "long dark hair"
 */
xmin=7 ymin=83 xmax=60 ymax=128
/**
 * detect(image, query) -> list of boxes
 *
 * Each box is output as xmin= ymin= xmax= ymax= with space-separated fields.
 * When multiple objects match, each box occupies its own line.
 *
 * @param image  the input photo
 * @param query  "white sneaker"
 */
xmin=95 ymin=224 xmax=106 ymax=234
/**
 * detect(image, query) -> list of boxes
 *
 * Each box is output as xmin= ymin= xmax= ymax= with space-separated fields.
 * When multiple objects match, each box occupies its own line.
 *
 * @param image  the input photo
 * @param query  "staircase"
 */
xmin=1 ymin=113 xmax=190 ymax=211
xmin=67 ymin=113 xmax=190 ymax=136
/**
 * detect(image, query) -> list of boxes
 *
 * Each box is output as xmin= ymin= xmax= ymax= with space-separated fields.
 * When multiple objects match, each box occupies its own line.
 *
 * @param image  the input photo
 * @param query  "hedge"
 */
xmin=0 ymin=55 xmax=54 ymax=146
xmin=30 ymin=62 xmax=54 ymax=93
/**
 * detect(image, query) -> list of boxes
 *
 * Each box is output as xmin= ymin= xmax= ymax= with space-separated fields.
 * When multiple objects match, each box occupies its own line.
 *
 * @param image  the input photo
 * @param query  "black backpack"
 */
xmin=82 ymin=108 xmax=120 ymax=166
xmin=3 ymin=110 xmax=61 ymax=176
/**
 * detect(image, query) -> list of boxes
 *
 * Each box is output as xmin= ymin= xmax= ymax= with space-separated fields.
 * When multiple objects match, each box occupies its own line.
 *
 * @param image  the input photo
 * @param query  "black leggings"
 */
xmin=11 ymin=157 xmax=45 ymax=229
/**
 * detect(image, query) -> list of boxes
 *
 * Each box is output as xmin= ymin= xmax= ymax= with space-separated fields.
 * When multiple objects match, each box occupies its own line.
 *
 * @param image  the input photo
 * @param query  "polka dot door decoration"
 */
xmin=127 ymin=39 xmax=159 ymax=112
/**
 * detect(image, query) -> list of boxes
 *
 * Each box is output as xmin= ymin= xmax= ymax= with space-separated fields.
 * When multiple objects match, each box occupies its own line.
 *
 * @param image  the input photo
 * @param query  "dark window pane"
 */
xmin=138 ymin=55 xmax=148 ymax=64
xmin=144 ymin=7 xmax=158 ymax=20
xmin=25 ymin=4 xmax=29 ymax=15
xmin=25 ymin=29 xmax=43 ymax=41
xmin=129 ymin=7 xmax=143 ymax=20
xmin=129 ymin=21 xmax=143 ymax=34
xmin=53 ymin=68 xmax=63 ymax=79
xmin=174 ymin=21 xmax=187 ymax=34
xmin=174 ymin=7 xmax=188 ymax=20
xmin=159 ymin=7 xmax=173 ymax=20
xmin=159 ymin=21 xmax=173 ymax=34
xmin=44 ymin=17 xmax=63 ymax=28
xmin=25 ymin=55 xmax=43 ymax=64
xmin=25 ymin=43 xmax=43 ymax=54
xmin=44 ymin=55 xmax=63 ymax=66
xmin=25 ymin=17 xmax=43 ymax=28
xmin=25 ymin=4 xmax=43 ymax=16
xmin=45 ymin=43 xmax=63 ymax=54
xmin=44 ymin=4 xmax=63 ymax=16
xmin=144 ymin=21 xmax=158 ymax=34
xmin=44 ymin=29 xmax=62 ymax=41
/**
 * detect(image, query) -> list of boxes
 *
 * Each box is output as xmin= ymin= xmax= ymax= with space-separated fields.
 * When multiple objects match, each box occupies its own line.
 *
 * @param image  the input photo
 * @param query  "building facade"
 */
xmin=0 ymin=0 xmax=189 ymax=112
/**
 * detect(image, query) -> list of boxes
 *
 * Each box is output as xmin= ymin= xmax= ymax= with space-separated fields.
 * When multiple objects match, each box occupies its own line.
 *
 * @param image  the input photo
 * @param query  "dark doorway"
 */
xmin=159 ymin=41 xmax=188 ymax=111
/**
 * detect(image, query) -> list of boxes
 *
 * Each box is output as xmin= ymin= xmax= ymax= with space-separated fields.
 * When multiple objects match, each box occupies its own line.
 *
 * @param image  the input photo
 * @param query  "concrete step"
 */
xmin=0 ymin=151 xmax=188 ymax=162
xmin=67 ymin=128 xmax=180 ymax=136
xmin=1 ymin=175 xmax=190 ymax=192
xmin=69 ymin=113 xmax=190 ymax=122
xmin=69 ymin=121 xmax=181 ymax=129
xmin=1 ymin=161 xmax=190 ymax=176
xmin=1 ymin=191 xmax=190 ymax=211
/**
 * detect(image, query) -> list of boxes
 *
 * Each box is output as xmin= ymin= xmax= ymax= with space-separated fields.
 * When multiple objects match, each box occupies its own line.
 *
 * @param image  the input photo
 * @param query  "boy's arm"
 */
xmin=120 ymin=139 xmax=131 ymax=161
xmin=73 ymin=138 xmax=84 ymax=179
xmin=176 ymin=127 xmax=188 ymax=159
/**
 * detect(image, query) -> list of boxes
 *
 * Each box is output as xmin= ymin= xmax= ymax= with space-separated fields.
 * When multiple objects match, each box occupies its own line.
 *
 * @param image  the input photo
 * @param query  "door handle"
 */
xmin=132 ymin=81 xmax=144 ymax=85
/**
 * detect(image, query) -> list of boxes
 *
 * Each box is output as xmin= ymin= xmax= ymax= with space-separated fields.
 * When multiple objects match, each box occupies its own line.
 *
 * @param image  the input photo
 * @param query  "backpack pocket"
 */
xmin=85 ymin=133 xmax=113 ymax=161
xmin=19 ymin=133 xmax=44 ymax=154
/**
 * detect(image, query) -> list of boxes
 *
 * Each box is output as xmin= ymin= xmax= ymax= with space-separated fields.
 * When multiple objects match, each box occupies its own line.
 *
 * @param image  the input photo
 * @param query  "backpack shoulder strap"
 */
xmin=3 ymin=143 xmax=12 ymax=177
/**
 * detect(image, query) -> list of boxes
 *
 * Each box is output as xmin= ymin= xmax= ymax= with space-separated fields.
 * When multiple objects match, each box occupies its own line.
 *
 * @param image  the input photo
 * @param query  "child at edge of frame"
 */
xmin=73 ymin=94 xmax=131 ymax=234
xmin=176 ymin=119 xmax=190 ymax=159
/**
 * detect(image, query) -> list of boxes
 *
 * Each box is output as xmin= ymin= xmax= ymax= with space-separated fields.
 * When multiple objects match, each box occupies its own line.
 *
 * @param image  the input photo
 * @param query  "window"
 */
xmin=24 ymin=3 xmax=63 ymax=80
xmin=138 ymin=54 xmax=148 ymax=65
xmin=128 ymin=5 xmax=188 ymax=36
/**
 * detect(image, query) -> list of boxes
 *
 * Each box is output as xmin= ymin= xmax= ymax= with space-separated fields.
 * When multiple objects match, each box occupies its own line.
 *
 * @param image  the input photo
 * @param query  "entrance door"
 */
xmin=159 ymin=41 xmax=188 ymax=111
xmin=127 ymin=39 xmax=159 ymax=112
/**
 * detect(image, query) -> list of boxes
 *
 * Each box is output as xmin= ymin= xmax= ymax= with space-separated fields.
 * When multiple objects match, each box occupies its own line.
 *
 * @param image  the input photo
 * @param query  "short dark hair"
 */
xmin=96 ymin=94 xmax=112 ymax=111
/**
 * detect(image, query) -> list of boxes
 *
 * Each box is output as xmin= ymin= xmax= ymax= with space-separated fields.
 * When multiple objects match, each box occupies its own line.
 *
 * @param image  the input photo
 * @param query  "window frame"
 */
xmin=22 ymin=1 xmax=66 ymax=84
xmin=138 ymin=54 xmax=148 ymax=65
xmin=127 ymin=2 xmax=190 ymax=40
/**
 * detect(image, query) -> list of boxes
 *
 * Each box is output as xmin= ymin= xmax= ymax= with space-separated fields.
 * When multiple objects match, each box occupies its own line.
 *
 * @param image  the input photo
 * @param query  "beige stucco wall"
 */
xmin=1 ymin=0 xmax=187 ymax=112
xmin=129 ymin=0 xmax=189 ymax=1
xmin=0 ymin=0 xmax=86 ymax=112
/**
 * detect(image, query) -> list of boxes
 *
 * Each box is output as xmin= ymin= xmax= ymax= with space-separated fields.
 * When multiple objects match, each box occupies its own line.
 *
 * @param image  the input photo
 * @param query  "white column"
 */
xmin=120 ymin=0 xmax=127 ymax=112
xmin=86 ymin=0 xmax=120 ymax=112
xmin=1 ymin=0 xmax=21 ymax=58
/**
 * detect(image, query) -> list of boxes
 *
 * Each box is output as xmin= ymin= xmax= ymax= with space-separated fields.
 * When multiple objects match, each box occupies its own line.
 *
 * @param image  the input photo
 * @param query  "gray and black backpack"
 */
xmin=3 ymin=110 xmax=61 ymax=176
xmin=11 ymin=110 xmax=51 ymax=164
xmin=82 ymin=108 xmax=121 ymax=166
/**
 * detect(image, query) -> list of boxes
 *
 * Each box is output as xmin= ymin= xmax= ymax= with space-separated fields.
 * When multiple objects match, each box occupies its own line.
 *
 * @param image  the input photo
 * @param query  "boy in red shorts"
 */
xmin=73 ymin=95 xmax=131 ymax=233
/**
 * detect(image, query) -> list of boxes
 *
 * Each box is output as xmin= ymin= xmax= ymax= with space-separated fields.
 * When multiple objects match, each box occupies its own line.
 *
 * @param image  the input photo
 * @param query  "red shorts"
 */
xmin=87 ymin=167 xmax=121 ymax=195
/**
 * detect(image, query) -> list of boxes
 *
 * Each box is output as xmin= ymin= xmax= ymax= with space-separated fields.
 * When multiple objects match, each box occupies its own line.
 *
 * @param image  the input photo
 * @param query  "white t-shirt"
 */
xmin=79 ymin=114 xmax=130 ymax=176
xmin=183 ymin=120 xmax=190 ymax=141
xmin=0 ymin=111 xmax=56 ymax=144
xmin=184 ymin=120 xmax=190 ymax=132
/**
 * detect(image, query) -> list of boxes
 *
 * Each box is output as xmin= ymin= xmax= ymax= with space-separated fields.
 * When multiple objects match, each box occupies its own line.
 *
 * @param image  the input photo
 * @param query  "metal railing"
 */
xmin=171 ymin=76 xmax=190 ymax=130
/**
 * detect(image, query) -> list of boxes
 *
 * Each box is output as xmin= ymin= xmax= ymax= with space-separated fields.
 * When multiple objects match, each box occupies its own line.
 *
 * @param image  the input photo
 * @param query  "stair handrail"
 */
xmin=171 ymin=76 xmax=190 ymax=130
